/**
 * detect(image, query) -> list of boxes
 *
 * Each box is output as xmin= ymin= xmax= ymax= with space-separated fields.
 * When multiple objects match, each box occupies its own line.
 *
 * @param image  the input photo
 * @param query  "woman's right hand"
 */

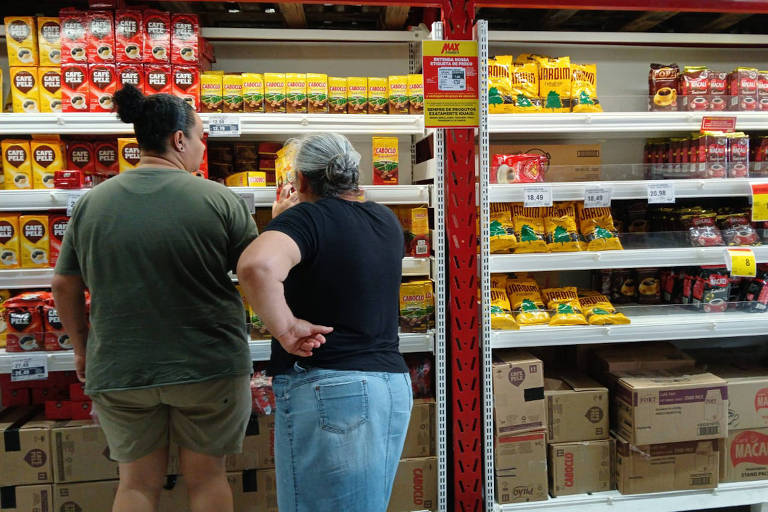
xmin=272 ymin=184 xmax=299 ymax=218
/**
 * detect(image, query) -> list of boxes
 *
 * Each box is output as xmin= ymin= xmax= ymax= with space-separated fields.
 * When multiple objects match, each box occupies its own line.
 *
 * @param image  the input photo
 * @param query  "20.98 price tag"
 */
xmin=523 ymin=186 xmax=553 ymax=208
xmin=647 ymin=183 xmax=675 ymax=204
xmin=727 ymin=248 xmax=756 ymax=277
xmin=584 ymin=186 xmax=612 ymax=208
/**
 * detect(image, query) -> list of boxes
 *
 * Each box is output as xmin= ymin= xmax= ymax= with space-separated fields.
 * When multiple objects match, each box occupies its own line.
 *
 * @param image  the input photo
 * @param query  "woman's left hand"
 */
xmin=272 ymin=184 xmax=299 ymax=218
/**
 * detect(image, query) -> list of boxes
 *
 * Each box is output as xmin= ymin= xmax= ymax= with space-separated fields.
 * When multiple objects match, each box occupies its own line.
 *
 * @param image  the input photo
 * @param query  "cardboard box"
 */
xmin=589 ymin=342 xmax=696 ymax=385
xmin=60 ymin=10 xmax=87 ymax=65
xmin=720 ymin=428 xmax=768 ymax=482
xmin=387 ymin=457 xmax=437 ymax=512
xmin=170 ymin=13 xmax=199 ymax=65
xmin=143 ymin=10 xmax=171 ymax=64
xmin=31 ymin=139 xmax=63 ymax=189
xmin=616 ymin=436 xmax=718 ymax=494
xmin=172 ymin=65 xmax=200 ymax=111
xmin=0 ymin=408 xmax=54 ymax=486
xmin=87 ymin=11 xmax=115 ymax=63
xmin=0 ymin=484 xmax=52 ymax=512
xmin=38 ymin=67 xmax=62 ymax=113
xmin=118 ymin=138 xmax=141 ymax=173
xmin=115 ymin=10 xmax=143 ymax=63
xmin=545 ymin=374 xmax=609 ymax=443
xmin=388 ymin=75 xmax=409 ymax=114
xmin=10 ymin=67 xmax=40 ymax=113
xmin=144 ymin=64 xmax=172 ymax=96
xmin=37 ymin=17 xmax=61 ymax=67
xmin=709 ymin=364 xmax=768 ymax=430
xmin=5 ymin=16 xmax=39 ymax=67
xmin=53 ymin=480 xmax=118 ymax=511
xmin=488 ymin=143 xmax=601 ymax=183
xmin=402 ymin=398 xmax=435 ymax=458
xmin=614 ymin=370 xmax=728 ymax=445
xmin=493 ymin=350 xmax=546 ymax=436
xmin=19 ymin=215 xmax=49 ymax=269
xmin=495 ymin=433 xmax=548 ymax=504
xmin=61 ymin=63 xmax=89 ymax=112
xmin=548 ymin=440 xmax=613 ymax=497
xmin=2 ymin=140 xmax=32 ymax=190
xmin=495 ymin=430 xmax=547 ymax=472
xmin=51 ymin=420 xmax=118 ymax=483
xmin=157 ymin=471 xmax=275 ymax=512
xmin=117 ymin=63 xmax=144 ymax=94
xmin=89 ymin=63 xmax=117 ymax=112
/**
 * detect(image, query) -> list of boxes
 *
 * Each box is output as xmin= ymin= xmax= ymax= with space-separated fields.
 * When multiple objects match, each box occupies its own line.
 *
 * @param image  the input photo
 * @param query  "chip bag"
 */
xmin=542 ymin=287 xmax=588 ymax=326
xmin=490 ymin=286 xmax=519 ymax=330
xmin=490 ymin=211 xmax=517 ymax=253
xmin=545 ymin=202 xmax=581 ymax=252
xmin=571 ymin=63 xmax=602 ymax=113
xmin=577 ymin=205 xmax=623 ymax=251
xmin=536 ymin=56 xmax=572 ymax=113
xmin=512 ymin=205 xmax=547 ymax=253
xmin=488 ymin=57 xmax=513 ymax=114
xmin=578 ymin=293 xmax=630 ymax=325
xmin=509 ymin=62 xmax=542 ymax=113
xmin=506 ymin=278 xmax=550 ymax=325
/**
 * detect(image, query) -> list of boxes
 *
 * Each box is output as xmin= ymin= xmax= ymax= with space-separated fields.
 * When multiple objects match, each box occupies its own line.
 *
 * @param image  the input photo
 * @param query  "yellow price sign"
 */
xmin=728 ymin=248 xmax=756 ymax=277
xmin=751 ymin=183 xmax=768 ymax=222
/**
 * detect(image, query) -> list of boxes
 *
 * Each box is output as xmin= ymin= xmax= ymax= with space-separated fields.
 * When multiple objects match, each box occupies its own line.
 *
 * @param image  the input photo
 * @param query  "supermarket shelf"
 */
xmin=489 ymin=179 xmax=768 ymax=203
xmin=402 ymin=257 xmax=432 ymax=276
xmin=494 ymin=481 xmax=768 ymax=512
xmin=490 ymin=246 xmax=768 ymax=272
xmin=0 ymin=113 xmax=425 ymax=136
xmin=488 ymin=112 xmax=768 ymax=135
xmin=0 ymin=332 xmax=434 ymax=373
xmin=488 ymin=30 xmax=768 ymax=47
xmin=491 ymin=309 xmax=768 ymax=348
xmin=0 ymin=189 xmax=73 ymax=211
xmin=201 ymin=26 xmax=429 ymax=42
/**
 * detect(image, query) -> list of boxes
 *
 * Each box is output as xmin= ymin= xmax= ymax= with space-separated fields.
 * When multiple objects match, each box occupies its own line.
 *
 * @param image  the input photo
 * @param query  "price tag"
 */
xmin=208 ymin=115 xmax=241 ymax=138
xmin=237 ymin=191 xmax=256 ymax=214
xmin=584 ymin=186 xmax=612 ymax=208
xmin=727 ymin=248 xmax=757 ymax=277
xmin=66 ymin=190 xmax=88 ymax=216
xmin=701 ymin=116 xmax=737 ymax=133
xmin=10 ymin=354 xmax=48 ymax=382
xmin=752 ymin=183 xmax=768 ymax=222
xmin=523 ymin=186 xmax=553 ymax=208
xmin=647 ymin=183 xmax=675 ymax=204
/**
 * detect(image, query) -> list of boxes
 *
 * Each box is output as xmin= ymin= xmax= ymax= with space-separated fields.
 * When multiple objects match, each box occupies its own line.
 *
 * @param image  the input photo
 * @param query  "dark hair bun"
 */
xmin=114 ymin=84 xmax=146 ymax=124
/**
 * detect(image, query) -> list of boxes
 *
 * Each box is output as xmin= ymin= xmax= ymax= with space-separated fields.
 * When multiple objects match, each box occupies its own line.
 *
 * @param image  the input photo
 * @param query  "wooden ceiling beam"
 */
xmin=279 ymin=3 xmax=307 ymax=28
xmin=619 ymin=10 xmax=678 ymax=31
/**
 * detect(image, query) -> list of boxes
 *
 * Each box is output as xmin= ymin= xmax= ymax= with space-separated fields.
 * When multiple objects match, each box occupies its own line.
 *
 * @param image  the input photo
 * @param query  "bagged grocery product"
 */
xmin=490 ymin=211 xmax=517 ymax=253
xmin=240 ymin=73 xmax=264 ymax=113
xmin=578 ymin=293 xmax=630 ymax=325
xmin=506 ymin=278 xmax=549 ymax=325
xmin=680 ymin=66 xmax=710 ymax=111
xmin=118 ymin=138 xmax=140 ymax=173
xmin=720 ymin=213 xmax=760 ymax=246
xmin=388 ymin=75 xmax=409 ymax=114
xmin=5 ymin=16 xmax=39 ymax=66
xmin=740 ymin=271 xmax=768 ymax=313
xmin=329 ymin=77 xmax=348 ymax=113
xmin=685 ymin=211 xmax=724 ymax=247
xmin=368 ymin=77 xmax=388 ymax=114
xmin=692 ymin=267 xmax=730 ymax=313
xmin=348 ymin=77 xmax=368 ymax=114
xmin=545 ymin=202 xmax=581 ymax=252
xmin=542 ymin=287 xmax=588 ymax=326
xmin=728 ymin=132 xmax=750 ymax=178
xmin=729 ymin=67 xmax=759 ymax=111
xmin=649 ymin=63 xmax=679 ymax=111
xmin=115 ymin=10 xmax=143 ymax=63
xmin=307 ymin=73 xmax=328 ymax=113
xmin=512 ymin=205 xmax=547 ymax=253
xmin=264 ymin=73 xmax=286 ymax=113
xmin=393 ymin=206 xmax=430 ymax=258
xmin=88 ymin=63 xmax=117 ymax=112
xmin=372 ymin=137 xmax=399 ymax=185
xmin=31 ymin=139 xmax=63 ymax=188
xmin=405 ymin=354 xmax=434 ymax=398
xmin=170 ymin=13 xmax=199 ymax=65
xmin=636 ymin=268 xmax=662 ymax=305
xmin=145 ymin=64 xmax=172 ymax=95
xmin=172 ymin=66 xmax=199 ymax=110
xmin=143 ymin=10 xmax=170 ymax=64
xmin=508 ymin=61 xmax=541 ymax=113
xmin=408 ymin=74 xmax=423 ymax=114
xmin=38 ymin=17 xmax=61 ymax=67
xmin=570 ymin=63 xmax=602 ymax=113
xmin=576 ymin=205 xmax=622 ymax=251
xmin=19 ymin=215 xmax=49 ymax=268
xmin=400 ymin=281 xmax=429 ymax=332
xmin=488 ymin=57 xmax=513 ymax=114
xmin=710 ymin=71 xmax=728 ymax=111
xmin=537 ymin=56 xmax=571 ymax=113
xmin=285 ymin=73 xmax=307 ymax=114
xmin=491 ymin=153 xmax=546 ymax=183
xmin=490 ymin=286 xmax=519 ymax=330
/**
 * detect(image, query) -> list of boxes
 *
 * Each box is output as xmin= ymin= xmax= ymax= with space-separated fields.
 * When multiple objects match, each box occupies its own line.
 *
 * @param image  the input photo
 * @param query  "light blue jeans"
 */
xmin=272 ymin=363 xmax=413 ymax=512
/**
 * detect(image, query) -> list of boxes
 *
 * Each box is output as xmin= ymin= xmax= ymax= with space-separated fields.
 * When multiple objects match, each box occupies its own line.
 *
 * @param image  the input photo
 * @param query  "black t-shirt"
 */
xmin=264 ymin=197 xmax=409 ymax=375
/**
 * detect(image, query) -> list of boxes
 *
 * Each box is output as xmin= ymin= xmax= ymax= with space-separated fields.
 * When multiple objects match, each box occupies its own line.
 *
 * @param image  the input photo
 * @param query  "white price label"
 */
xmin=66 ymin=190 xmax=88 ymax=216
xmin=10 ymin=354 xmax=48 ymax=382
xmin=237 ymin=192 xmax=256 ymax=214
xmin=208 ymin=115 xmax=241 ymax=138
xmin=647 ymin=183 xmax=676 ymax=204
xmin=437 ymin=67 xmax=466 ymax=91
xmin=523 ymin=186 xmax=553 ymax=208
xmin=584 ymin=186 xmax=612 ymax=208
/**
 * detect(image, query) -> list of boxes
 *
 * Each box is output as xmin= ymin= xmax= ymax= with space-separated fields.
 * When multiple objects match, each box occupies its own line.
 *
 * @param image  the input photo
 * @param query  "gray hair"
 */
xmin=290 ymin=133 xmax=361 ymax=198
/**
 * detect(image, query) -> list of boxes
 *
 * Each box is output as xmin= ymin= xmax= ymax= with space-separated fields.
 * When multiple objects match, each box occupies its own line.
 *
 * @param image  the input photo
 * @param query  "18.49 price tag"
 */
xmin=584 ymin=186 xmax=612 ymax=208
xmin=523 ymin=186 xmax=553 ymax=208
xmin=11 ymin=354 xmax=48 ymax=382
xmin=727 ymin=248 xmax=757 ymax=277
xmin=647 ymin=183 xmax=675 ymax=204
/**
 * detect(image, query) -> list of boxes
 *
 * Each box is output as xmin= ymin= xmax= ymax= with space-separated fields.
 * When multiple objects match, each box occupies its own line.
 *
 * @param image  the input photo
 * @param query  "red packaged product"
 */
xmin=117 ymin=63 xmax=144 ymax=94
xmin=680 ymin=137 xmax=692 ymax=177
xmin=172 ymin=65 xmax=200 ymax=111
xmin=70 ymin=382 xmax=88 ymax=401
xmin=94 ymin=140 xmax=119 ymax=175
xmin=89 ymin=63 xmax=117 ymax=112
xmin=62 ymin=63 xmax=89 ymax=112
xmin=680 ymin=66 xmax=709 ymax=111
xmin=31 ymin=387 xmax=68 ymax=405
xmin=87 ymin=11 xmax=115 ymax=63
xmin=687 ymin=213 xmax=724 ymax=247
xmin=71 ymin=400 xmax=93 ymax=420
xmin=143 ymin=10 xmax=170 ymax=64
xmin=54 ymin=170 xmax=84 ymax=189
xmin=692 ymin=267 xmax=730 ymax=313
xmin=404 ymin=354 xmax=433 ymax=399
xmin=4 ymin=388 xmax=31 ymax=407
xmin=67 ymin=142 xmax=95 ymax=174
xmin=44 ymin=332 xmax=72 ymax=351
xmin=759 ymin=71 xmax=768 ymax=111
xmin=703 ymin=131 xmax=727 ymax=178
xmin=171 ymin=14 xmax=199 ymax=65
xmin=60 ymin=9 xmax=88 ymax=65
xmin=728 ymin=133 xmax=750 ymax=178
xmin=45 ymin=400 xmax=72 ymax=420
xmin=649 ymin=63 xmax=679 ymax=112
xmin=49 ymin=215 xmax=69 ymax=267
xmin=195 ymin=134 xmax=208 ymax=179
xmin=729 ymin=67 xmax=759 ymax=111
xmin=754 ymin=137 xmax=768 ymax=178
xmin=6 ymin=332 xmax=44 ymax=352
xmin=709 ymin=71 xmax=728 ymax=112
xmin=490 ymin=153 xmax=547 ymax=184
xmin=144 ymin=64 xmax=172 ymax=95
xmin=250 ymin=370 xmax=275 ymax=416
xmin=115 ymin=10 xmax=143 ymax=63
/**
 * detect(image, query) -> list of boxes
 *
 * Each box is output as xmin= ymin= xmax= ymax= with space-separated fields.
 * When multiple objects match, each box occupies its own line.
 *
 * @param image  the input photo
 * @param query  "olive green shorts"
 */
xmin=90 ymin=374 xmax=252 ymax=463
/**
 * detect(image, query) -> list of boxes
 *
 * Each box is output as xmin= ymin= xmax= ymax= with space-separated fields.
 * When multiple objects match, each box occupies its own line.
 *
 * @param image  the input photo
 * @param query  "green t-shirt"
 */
xmin=55 ymin=168 xmax=258 ymax=393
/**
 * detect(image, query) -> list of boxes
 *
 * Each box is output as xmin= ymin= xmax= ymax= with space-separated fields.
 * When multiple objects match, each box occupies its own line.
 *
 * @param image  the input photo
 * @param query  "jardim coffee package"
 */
xmin=171 ymin=14 xmax=199 ymax=65
xmin=60 ymin=9 xmax=88 ymax=65
xmin=62 ymin=63 xmax=89 ymax=112
xmin=143 ymin=10 xmax=171 ymax=64
xmin=10 ymin=67 xmax=40 ymax=113
xmin=38 ymin=67 xmax=62 ymax=113
xmin=38 ymin=17 xmax=61 ymax=67
xmin=172 ymin=66 xmax=200 ymax=111
xmin=144 ymin=64 xmax=172 ymax=95
xmin=117 ymin=63 xmax=144 ymax=93
xmin=4 ymin=16 xmax=39 ymax=67
xmin=115 ymin=10 xmax=143 ymax=63
xmin=87 ymin=11 xmax=115 ymax=63
xmin=89 ymin=63 xmax=117 ymax=112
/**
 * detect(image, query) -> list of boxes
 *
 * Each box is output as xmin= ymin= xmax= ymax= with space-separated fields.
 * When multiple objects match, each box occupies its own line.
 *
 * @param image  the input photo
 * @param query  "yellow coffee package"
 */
xmin=372 ymin=137 xmax=399 ymax=185
xmin=307 ymin=73 xmax=328 ymax=113
xmin=38 ymin=17 xmax=61 ymax=66
xmin=225 ymin=171 xmax=267 ymax=187
xmin=242 ymin=73 xmax=265 ymax=113
xmin=38 ymin=67 xmax=62 ymax=113
xmin=201 ymin=72 xmax=223 ymax=112
xmin=348 ymin=77 xmax=368 ymax=114
xmin=368 ymin=77 xmax=388 ymax=114
xmin=506 ymin=278 xmax=549 ymax=325
xmin=409 ymin=279 xmax=436 ymax=329
xmin=388 ymin=75 xmax=409 ymax=114
xmin=515 ymin=53 xmax=548 ymax=64
xmin=5 ymin=17 xmax=38 ymax=66
xmin=118 ymin=137 xmax=141 ymax=173
xmin=544 ymin=202 xmax=581 ymax=252
xmin=0 ymin=215 xmax=21 ymax=269
xmin=328 ymin=77 xmax=348 ymax=113
xmin=509 ymin=62 xmax=542 ymax=113
xmin=264 ymin=73 xmax=286 ymax=113
xmin=10 ymin=67 xmax=40 ymax=113
xmin=488 ymin=57 xmax=513 ymax=114
xmin=2 ymin=139 xmax=32 ymax=190
xmin=542 ymin=287 xmax=588 ymax=326
xmin=285 ymin=73 xmax=307 ymax=114
xmin=490 ymin=211 xmax=517 ymax=253
xmin=31 ymin=139 xmax=63 ymax=189
xmin=222 ymin=74 xmax=243 ymax=112
xmin=512 ymin=204 xmax=547 ymax=253
xmin=578 ymin=293 xmax=630 ymax=325
xmin=408 ymin=74 xmax=423 ymax=114
xmin=576 ymin=204 xmax=623 ymax=251
xmin=537 ymin=56 xmax=572 ymax=113
xmin=571 ymin=63 xmax=602 ymax=113
xmin=275 ymin=142 xmax=298 ymax=190
xmin=490 ymin=286 xmax=519 ymax=330
xmin=19 ymin=215 xmax=49 ymax=268
xmin=491 ymin=274 xmax=507 ymax=290
xmin=399 ymin=281 xmax=429 ymax=333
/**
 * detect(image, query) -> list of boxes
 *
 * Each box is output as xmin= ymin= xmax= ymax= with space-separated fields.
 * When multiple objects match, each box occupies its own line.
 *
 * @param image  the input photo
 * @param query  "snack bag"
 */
xmin=488 ymin=57 xmax=513 ymax=114
xmin=649 ymin=63 xmax=679 ymax=111
xmin=509 ymin=62 xmax=541 ymax=113
xmin=578 ymin=293 xmax=630 ymax=325
xmin=537 ymin=56 xmax=571 ymax=113
xmin=491 ymin=153 xmax=546 ymax=183
xmin=545 ymin=202 xmax=581 ymax=252
xmin=490 ymin=210 xmax=517 ymax=253
xmin=512 ymin=204 xmax=547 ymax=253
xmin=571 ymin=63 xmax=602 ymax=113
xmin=506 ymin=278 xmax=549 ymax=325
xmin=542 ymin=287 xmax=588 ymax=326
xmin=490 ymin=286 xmax=519 ymax=330
xmin=576 ymin=205 xmax=622 ymax=251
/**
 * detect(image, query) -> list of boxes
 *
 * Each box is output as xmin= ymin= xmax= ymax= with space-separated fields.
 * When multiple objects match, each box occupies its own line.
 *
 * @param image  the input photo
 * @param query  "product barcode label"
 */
xmin=415 ymin=240 xmax=428 ymax=255
xmin=698 ymin=424 xmax=720 ymax=436
xmin=690 ymin=476 xmax=712 ymax=486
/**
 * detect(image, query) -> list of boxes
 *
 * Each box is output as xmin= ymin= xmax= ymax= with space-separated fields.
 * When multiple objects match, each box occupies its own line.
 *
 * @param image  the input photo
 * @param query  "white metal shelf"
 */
xmin=488 ymin=30 xmax=768 ymax=46
xmin=0 ymin=113 xmax=425 ymax=136
xmin=494 ymin=481 xmax=768 ymax=512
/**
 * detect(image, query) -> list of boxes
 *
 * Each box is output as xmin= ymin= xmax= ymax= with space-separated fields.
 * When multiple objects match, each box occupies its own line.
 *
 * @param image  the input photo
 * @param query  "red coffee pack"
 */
xmin=48 ymin=215 xmax=69 ymax=268
xmin=758 ymin=71 xmax=768 ymax=112
xmin=729 ymin=67 xmax=759 ymax=111
xmin=88 ymin=63 xmax=117 ymax=112
xmin=709 ymin=71 xmax=728 ymax=112
xmin=145 ymin=64 xmax=172 ymax=95
xmin=703 ymin=131 xmax=728 ymax=178
xmin=66 ymin=141 xmax=95 ymax=174
xmin=117 ymin=63 xmax=144 ymax=93
xmin=680 ymin=66 xmax=709 ymax=111
xmin=115 ymin=10 xmax=142 ymax=63
xmin=649 ymin=63 xmax=679 ymax=112
xmin=87 ymin=11 xmax=115 ymax=63
xmin=728 ymin=133 xmax=750 ymax=178
xmin=94 ymin=140 xmax=119 ymax=175
xmin=60 ymin=9 xmax=88 ymax=65
xmin=143 ymin=10 xmax=170 ymax=64
xmin=171 ymin=14 xmax=199 ymax=65
xmin=172 ymin=66 xmax=200 ymax=111
xmin=61 ymin=63 xmax=89 ymax=112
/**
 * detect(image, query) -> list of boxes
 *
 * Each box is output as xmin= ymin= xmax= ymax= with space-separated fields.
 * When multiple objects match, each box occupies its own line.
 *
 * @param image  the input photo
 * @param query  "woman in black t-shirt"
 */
xmin=237 ymin=133 xmax=412 ymax=512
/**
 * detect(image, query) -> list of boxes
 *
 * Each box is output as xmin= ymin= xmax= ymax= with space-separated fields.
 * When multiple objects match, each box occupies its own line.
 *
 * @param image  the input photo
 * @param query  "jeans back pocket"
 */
xmin=315 ymin=379 xmax=369 ymax=434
